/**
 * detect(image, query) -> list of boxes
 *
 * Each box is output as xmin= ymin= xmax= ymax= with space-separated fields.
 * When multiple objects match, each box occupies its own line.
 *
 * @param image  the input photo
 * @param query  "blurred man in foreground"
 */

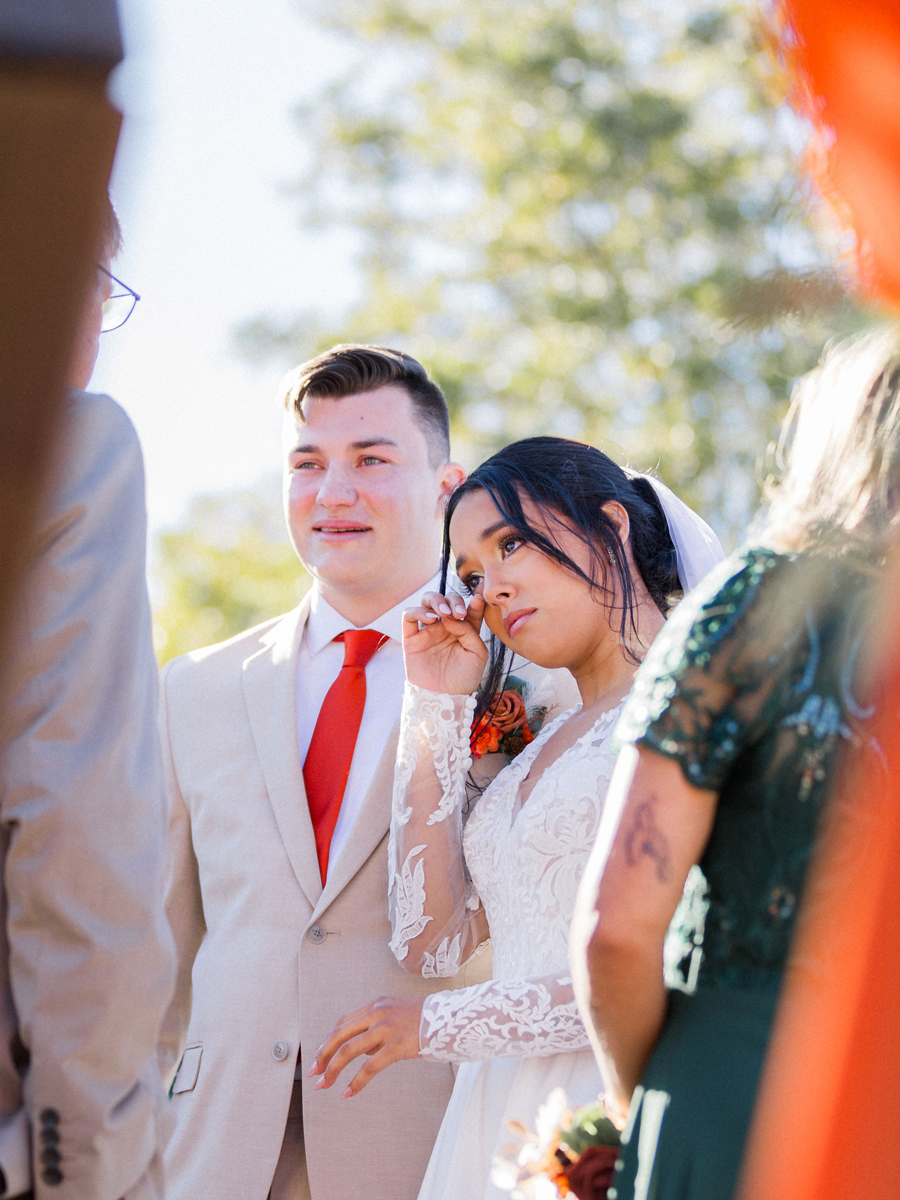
xmin=0 ymin=202 xmax=174 ymax=1199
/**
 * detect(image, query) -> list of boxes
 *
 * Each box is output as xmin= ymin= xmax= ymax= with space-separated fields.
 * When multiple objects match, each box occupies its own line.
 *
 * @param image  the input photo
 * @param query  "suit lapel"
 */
xmin=242 ymin=596 xmax=323 ymax=910
xmin=312 ymin=716 xmax=401 ymax=920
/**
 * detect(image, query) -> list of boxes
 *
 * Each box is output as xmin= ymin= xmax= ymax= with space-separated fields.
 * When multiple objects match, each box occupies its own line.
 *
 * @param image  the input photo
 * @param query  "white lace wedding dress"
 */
xmin=389 ymin=684 xmax=622 ymax=1200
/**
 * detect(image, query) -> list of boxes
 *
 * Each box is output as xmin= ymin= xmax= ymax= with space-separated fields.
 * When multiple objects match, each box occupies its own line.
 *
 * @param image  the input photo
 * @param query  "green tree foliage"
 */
xmin=152 ymin=487 xmax=309 ymax=665
xmin=240 ymin=0 xmax=865 ymax=541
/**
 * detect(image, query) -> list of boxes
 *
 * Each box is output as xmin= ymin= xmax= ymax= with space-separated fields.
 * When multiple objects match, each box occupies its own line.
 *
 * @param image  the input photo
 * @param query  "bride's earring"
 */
xmin=607 ymin=546 xmax=616 ymax=565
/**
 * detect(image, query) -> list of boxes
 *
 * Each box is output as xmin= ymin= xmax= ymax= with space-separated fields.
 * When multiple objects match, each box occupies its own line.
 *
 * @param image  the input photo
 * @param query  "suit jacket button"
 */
xmin=40 ymin=1108 xmax=60 ymax=1127
xmin=41 ymin=1147 xmax=61 ymax=1166
xmin=42 ymin=1166 xmax=63 ymax=1185
xmin=40 ymin=1128 xmax=60 ymax=1145
xmin=272 ymin=1041 xmax=289 ymax=1062
xmin=306 ymin=924 xmax=327 ymax=944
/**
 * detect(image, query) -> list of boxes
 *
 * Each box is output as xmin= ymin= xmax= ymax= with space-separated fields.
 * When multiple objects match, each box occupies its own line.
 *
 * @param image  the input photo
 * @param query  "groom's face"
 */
xmin=283 ymin=385 xmax=463 ymax=613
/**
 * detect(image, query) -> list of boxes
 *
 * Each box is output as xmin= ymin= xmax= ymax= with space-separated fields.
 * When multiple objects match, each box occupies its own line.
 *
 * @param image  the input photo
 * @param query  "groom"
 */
xmin=158 ymin=344 xmax=578 ymax=1200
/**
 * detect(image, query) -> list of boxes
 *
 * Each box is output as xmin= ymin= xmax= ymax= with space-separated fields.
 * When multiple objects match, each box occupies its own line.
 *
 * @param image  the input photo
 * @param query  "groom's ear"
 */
xmin=437 ymin=462 xmax=466 ymax=510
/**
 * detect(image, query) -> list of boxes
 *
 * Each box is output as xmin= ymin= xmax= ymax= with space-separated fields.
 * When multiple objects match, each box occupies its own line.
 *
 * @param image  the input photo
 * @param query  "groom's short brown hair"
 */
xmin=281 ymin=344 xmax=451 ymax=465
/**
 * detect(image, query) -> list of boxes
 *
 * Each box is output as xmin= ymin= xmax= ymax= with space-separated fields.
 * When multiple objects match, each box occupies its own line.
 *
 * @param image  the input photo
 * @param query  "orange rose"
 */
xmin=491 ymin=690 xmax=527 ymax=734
xmin=471 ymin=723 xmax=501 ymax=758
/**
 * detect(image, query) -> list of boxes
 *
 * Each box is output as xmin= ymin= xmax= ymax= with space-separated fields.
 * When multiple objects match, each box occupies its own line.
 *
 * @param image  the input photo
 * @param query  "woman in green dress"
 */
xmin=570 ymin=330 xmax=900 ymax=1200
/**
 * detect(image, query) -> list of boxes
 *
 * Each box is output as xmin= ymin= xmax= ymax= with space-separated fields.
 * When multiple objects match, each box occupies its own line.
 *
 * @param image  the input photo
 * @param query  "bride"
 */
xmin=310 ymin=436 xmax=722 ymax=1199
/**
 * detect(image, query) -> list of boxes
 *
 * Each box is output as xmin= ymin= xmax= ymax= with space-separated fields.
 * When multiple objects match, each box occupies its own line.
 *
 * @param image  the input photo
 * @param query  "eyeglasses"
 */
xmin=98 ymin=265 xmax=140 ymax=332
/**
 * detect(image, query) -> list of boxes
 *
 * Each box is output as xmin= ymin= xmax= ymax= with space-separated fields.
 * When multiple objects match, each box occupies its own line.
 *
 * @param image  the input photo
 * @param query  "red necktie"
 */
xmin=303 ymin=629 xmax=387 ymax=883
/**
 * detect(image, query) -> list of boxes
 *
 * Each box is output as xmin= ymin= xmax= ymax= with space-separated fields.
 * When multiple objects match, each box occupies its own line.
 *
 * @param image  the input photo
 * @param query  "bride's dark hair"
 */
xmin=439 ymin=436 xmax=680 ymax=726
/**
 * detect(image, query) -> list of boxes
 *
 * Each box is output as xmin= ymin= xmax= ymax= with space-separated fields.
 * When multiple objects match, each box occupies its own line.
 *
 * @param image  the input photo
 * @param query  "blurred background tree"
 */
xmin=239 ymin=0 xmax=866 ymax=541
xmin=152 ymin=484 xmax=309 ymax=665
xmin=155 ymin=0 xmax=869 ymax=659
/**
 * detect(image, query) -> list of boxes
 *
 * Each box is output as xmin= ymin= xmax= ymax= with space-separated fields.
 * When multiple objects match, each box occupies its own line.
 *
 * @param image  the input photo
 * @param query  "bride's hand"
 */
xmin=402 ymin=591 xmax=488 ymax=695
xmin=308 ymin=995 xmax=423 ymax=1098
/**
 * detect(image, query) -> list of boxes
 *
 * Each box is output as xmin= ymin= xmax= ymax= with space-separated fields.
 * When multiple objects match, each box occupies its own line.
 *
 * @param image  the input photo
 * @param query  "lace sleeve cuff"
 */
xmin=418 ymin=974 xmax=590 ymax=1062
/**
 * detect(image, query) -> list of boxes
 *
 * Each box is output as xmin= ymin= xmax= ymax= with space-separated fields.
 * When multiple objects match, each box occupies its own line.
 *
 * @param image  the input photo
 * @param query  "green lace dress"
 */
xmin=610 ymin=546 xmax=876 ymax=1200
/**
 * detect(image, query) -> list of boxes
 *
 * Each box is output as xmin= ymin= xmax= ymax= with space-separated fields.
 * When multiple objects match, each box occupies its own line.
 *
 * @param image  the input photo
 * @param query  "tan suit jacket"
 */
xmin=0 ymin=392 xmax=175 ymax=1200
xmin=159 ymin=594 xmax=579 ymax=1200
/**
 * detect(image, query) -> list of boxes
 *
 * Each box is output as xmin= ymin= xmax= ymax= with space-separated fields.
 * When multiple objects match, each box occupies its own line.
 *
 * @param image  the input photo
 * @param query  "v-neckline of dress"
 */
xmin=506 ymin=701 xmax=624 ymax=828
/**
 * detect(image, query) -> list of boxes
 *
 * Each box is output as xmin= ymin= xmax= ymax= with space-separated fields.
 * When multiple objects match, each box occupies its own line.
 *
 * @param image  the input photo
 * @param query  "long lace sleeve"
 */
xmin=418 ymin=972 xmax=589 ymax=1061
xmin=388 ymin=683 xmax=490 ymax=977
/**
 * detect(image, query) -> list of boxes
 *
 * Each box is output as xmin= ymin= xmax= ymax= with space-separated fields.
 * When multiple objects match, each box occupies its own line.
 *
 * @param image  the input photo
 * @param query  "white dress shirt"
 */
xmin=295 ymin=573 xmax=442 ymax=878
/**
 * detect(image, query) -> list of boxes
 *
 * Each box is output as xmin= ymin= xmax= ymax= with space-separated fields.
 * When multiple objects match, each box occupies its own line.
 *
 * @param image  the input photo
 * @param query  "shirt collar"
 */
xmin=306 ymin=572 xmax=444 ymax=658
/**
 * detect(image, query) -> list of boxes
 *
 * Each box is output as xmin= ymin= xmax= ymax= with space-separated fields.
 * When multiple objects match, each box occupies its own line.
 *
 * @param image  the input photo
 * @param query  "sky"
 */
xmin=92 ymin=0 xmax=359 ymax=533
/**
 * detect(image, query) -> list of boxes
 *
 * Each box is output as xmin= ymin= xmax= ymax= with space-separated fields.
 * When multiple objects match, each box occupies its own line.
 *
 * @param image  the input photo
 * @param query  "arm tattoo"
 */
xmin=623 ymin=795 xmax=671 ymax=884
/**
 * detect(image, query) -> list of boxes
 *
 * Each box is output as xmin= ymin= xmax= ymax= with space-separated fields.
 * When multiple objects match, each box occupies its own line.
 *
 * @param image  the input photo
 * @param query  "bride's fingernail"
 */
xmin=341 ymin=1087 xmax=353 ymax=1099
xmin=438 ymin=603 xmax=451 ymax=615
xmin=314 ymin=1077 xmax=327 ymax=1090
xmin=307 ymin=1063 xmax=318 ymax=1076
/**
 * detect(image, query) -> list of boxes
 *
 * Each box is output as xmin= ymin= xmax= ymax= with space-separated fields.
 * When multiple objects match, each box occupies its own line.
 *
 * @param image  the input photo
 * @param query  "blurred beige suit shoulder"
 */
xmin=0 ymin=391 xmax=175 ymax=1200
xmin=159 ymin=595 xmax=579 ymax=1200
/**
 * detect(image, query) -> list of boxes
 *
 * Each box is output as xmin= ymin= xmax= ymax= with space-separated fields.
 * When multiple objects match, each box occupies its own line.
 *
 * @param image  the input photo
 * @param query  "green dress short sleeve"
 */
xmin=618 ymin=550 xmax=779 ymax=791
xmin=618 ymin=545 xmax=874 ymax=991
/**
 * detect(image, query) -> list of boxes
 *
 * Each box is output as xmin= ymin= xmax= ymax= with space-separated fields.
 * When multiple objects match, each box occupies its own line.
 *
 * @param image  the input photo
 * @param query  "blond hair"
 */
xmin=761 ymin=329 xmax=900 ymax=558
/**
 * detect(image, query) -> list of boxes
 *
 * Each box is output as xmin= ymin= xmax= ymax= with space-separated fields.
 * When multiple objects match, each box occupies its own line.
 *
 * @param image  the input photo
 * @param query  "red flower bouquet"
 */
xmin=493 ymin=1089 xmax=621 ymax=1200
xmin=470 ymin=676 xmax=546 ymax=762
xmin=565 ymin=1145 xmax=620 ymax=1199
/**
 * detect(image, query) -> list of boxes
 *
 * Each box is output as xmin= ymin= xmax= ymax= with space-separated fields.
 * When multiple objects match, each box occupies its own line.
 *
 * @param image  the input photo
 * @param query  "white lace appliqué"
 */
xmin=388 ymin=684 xmax=477 ymax=969
xmin=422 ymin=931 xmax=464 ymax=979
xmin=419 ymin=974 xmax=591 ymax=1062
xmin=663 ymin=863 xmax=709 ymax=995
xmin=388 ymin=845 xmax=431 ymax=961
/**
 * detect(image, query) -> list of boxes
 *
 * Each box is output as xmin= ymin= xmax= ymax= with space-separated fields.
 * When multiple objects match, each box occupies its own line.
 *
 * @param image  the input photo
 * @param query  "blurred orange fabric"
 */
xmin=785 ymin=0 xmax=900 ymax=304
xmin=738 ymin=630 xmax=900 ymax=1199
xmin=739 ymin=10 xmax=900 ymax=1199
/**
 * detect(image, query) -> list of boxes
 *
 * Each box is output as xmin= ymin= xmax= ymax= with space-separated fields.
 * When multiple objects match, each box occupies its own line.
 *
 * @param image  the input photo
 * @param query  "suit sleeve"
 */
xmin=0 ymin=392 xmax=175 ymax=1200
xmin=156 ymin=659 xmax=206 ymax=1090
